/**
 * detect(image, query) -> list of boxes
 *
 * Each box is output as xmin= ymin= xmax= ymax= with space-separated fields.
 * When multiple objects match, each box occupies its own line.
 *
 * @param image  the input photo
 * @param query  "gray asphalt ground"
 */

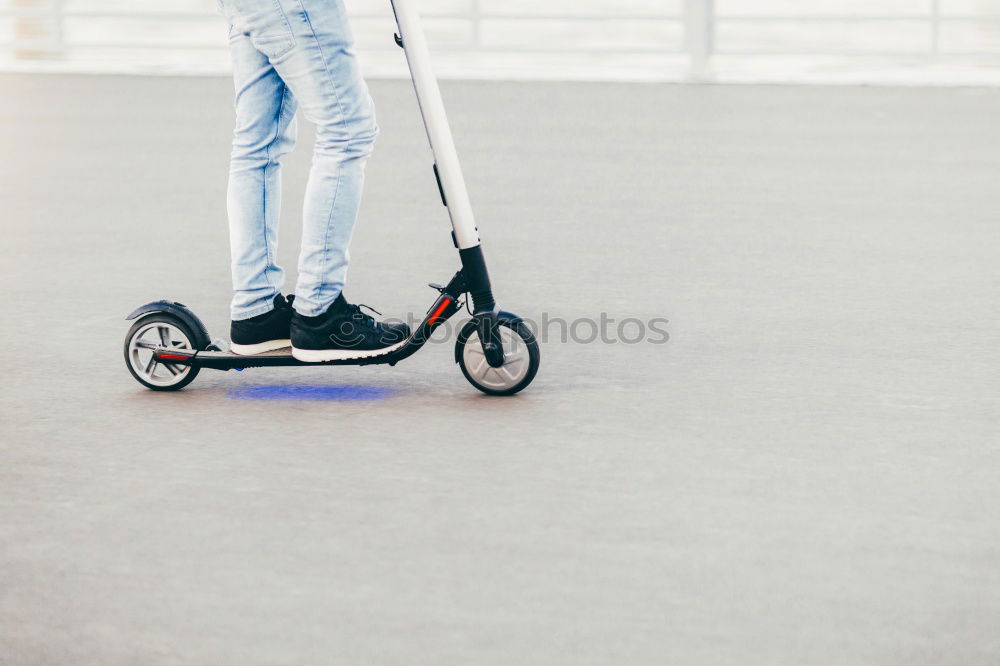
xmin=1 ymin=74 xmax=999 ymax=664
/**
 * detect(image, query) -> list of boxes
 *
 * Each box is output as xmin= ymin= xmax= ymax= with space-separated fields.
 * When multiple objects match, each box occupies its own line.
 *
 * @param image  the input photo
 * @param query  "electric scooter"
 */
xmin=122 ymin=0 xmax=540 ymax=396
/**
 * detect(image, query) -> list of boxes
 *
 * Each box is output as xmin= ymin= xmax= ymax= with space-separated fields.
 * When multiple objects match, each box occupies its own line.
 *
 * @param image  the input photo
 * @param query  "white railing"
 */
xmin=0 ymin=0 xmax=998 ymax=82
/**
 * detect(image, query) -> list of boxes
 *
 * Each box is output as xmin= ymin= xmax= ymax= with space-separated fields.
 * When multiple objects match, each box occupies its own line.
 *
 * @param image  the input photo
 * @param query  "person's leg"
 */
xmin=266 ymin=0 xmax=379 ymax=317
xmin=220 ymin=0 xmax=405 ymax=361
xmin=222 ymin=3 xmax=299 ymax=320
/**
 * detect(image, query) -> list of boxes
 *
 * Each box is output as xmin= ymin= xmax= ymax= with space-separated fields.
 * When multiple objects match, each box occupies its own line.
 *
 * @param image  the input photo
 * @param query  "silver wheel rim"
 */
xmin=462 ymin=325 xmax=531 ymax=392
xmin=128 ymin=322 xmax=193 ymax=387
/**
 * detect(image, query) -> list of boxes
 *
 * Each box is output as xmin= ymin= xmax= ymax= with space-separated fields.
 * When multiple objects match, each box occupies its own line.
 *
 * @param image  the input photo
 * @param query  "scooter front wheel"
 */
xmin=124 ymin=314 xmax=200 ymax=391
xmin=456 ymin=315 xmax=539 ymax=396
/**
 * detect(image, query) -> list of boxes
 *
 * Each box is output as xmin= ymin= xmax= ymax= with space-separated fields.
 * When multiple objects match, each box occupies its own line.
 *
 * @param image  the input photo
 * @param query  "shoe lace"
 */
xmin=349 ymin=303 xmax=383 ymax=328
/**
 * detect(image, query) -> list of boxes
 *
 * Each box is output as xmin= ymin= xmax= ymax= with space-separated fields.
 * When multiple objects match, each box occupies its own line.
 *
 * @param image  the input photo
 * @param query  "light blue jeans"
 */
xmin=218 ymin=0 xmax=378 ymax=320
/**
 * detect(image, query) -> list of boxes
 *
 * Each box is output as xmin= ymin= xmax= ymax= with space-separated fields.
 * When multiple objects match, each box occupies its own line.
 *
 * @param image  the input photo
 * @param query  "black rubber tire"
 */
xmin=124 ymin=314 xmax=201 ymax=391
xmin=457 ymin=318 xmax=540 ymax=396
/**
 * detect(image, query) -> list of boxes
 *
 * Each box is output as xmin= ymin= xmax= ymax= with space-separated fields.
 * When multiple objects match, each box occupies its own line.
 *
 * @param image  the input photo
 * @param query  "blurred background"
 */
xmin=2 ymin=0 xmax=1000 ymax=84
xmin=3 ymin=2 xmax=1000 ymax=664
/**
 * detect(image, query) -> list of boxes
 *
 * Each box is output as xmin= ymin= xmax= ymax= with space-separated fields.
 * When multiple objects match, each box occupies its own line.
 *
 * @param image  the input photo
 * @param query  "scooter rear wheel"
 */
xmin=456 ymin=317 xmax=539 ymax=396
xmin=124 ymin=314 xmax=200 ymax=391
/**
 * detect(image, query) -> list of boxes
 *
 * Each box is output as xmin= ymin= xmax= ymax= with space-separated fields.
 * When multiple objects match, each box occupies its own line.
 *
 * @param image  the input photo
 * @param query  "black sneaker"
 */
xmin=230 ymin=294 xmax=293 ymax=355
xmin=291 ymin=294 xmax=411 ymax=362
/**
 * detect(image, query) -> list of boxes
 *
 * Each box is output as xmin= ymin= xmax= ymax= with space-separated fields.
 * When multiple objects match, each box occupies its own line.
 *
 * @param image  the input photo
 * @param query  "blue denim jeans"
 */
xmin=218 ymin=0 xmax=378 ymax=319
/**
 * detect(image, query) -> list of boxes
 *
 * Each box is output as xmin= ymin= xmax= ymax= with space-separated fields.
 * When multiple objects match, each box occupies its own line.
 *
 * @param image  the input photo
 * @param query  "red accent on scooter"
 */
xmin=426 ymin=299 xmax=451 ymax=326
xmin=156 ymin=354 xmax=190 ymax=361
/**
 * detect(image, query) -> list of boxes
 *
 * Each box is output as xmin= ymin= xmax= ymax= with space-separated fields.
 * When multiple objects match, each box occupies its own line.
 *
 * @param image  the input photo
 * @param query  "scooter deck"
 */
xmin=143 ymin=283 xmax=465 ymax=372
xmin=158 ymin=345 xmax=410 ymax=370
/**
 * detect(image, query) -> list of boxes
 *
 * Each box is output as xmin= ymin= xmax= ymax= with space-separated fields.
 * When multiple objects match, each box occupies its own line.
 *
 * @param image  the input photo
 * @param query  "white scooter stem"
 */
xmin=390 ymin=0 xmax=481 ymax=251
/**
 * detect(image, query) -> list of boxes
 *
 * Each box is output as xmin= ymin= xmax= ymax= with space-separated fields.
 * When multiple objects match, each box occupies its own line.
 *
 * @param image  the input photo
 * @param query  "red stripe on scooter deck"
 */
xmin=156 ymin=354 xmax=192 ymax=361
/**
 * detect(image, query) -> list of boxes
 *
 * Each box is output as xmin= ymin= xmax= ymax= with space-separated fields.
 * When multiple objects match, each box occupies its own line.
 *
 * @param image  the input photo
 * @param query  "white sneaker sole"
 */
xmin=291 ymin=339 xmax=408 ymax=363
xmin=230 ymin=339 xmax=292 ymax=356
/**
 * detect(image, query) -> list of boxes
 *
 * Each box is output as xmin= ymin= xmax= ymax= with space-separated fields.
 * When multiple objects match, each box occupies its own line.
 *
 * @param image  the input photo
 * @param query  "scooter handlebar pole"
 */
xmin=390 ymin=0 xmax=481 ymax=250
